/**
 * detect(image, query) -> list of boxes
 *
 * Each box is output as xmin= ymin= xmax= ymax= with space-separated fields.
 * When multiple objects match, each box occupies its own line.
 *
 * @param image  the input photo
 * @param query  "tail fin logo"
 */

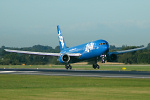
xmin=58 ymin=31 xmax=65 ymax=48
xmin=57 ymin=25 xmax=67 ymax=51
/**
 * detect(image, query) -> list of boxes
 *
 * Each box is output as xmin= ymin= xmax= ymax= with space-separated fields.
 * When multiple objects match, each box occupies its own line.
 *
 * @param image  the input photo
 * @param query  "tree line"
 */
xmin=111 ymin=44 xmax=150 ymax=64
xmin=0 ymin=43 xmax=150 ymax=65
xmin=0 ymin=45 xmax=61 ymax=65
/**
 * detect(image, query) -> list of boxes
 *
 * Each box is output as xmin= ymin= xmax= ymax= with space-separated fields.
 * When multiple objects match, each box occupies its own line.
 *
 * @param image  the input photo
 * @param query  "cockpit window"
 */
xmin=99 ymin=43 xmax=107 ymax=45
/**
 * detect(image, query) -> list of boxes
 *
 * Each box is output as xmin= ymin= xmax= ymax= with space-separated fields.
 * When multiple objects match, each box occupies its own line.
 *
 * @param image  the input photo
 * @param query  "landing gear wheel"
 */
xmin=65 ymin=65 xmax=69 ymax=69
xmin=69 ymin=65 xmax=72 ymax=70
xmin=93 ymin=64 xmax=100 ymax=69
xmin=65 ymin=64 xmax=72 ymax=70
xmin=93 ymin=64 xmax=97 ymax=69
xmin=102 ymin=60 xmax=105 ymax=63
xmin=97 ymin=65 xmax=100 ymax=69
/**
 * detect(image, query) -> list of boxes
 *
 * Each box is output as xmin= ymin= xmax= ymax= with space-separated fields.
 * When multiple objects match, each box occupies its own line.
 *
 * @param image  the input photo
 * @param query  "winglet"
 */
xmin=57 ymin=25 xmax=67 ymax=51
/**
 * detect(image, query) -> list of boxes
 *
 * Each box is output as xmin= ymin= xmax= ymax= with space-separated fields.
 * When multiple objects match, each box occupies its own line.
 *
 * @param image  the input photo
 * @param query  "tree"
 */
xmin=147 ymin=43 xmax=150 ymax=49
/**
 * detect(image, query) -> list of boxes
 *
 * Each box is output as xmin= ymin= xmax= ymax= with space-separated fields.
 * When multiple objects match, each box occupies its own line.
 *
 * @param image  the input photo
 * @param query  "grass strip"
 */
xmin=0 ymin=74 xmax=150 ymax=100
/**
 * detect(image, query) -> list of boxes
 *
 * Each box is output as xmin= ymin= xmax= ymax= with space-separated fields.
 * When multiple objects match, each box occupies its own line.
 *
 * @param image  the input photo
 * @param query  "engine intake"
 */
xmin=107 ymin=53 xmax=117 ymax=62
xmin=59 ymin=54 xmax=70 ymax=63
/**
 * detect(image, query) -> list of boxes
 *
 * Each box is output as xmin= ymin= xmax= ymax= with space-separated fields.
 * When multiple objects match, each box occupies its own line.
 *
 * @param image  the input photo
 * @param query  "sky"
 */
xmin=0 ymin=0 xmax=150 ymax=48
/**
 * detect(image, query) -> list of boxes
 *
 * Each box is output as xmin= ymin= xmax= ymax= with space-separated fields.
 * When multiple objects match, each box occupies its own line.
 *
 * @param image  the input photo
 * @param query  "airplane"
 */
xmin=5 ymin=25 xmax=146 ymax=69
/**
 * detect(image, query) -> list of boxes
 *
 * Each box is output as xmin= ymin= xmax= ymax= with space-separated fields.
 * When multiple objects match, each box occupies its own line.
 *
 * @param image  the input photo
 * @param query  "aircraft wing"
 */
xmin=110 ymin=47 xmax=146 ymax=54
xmin=4 ymin=49 xmax=61 ymax=56
xmin=4 ymin=49 xmax=82 ymax=57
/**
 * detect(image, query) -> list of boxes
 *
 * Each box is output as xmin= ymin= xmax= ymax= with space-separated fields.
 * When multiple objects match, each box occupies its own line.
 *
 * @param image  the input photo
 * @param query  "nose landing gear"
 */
xmin=101 ymin=55 xmax=106 ymax=63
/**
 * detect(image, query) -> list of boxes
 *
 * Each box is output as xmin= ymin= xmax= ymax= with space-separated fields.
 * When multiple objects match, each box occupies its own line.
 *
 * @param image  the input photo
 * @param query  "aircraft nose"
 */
xmin=104 ymin=45 xmax=108 ymax=50
xmin=104 ymin=44 xmax=109 ymax=53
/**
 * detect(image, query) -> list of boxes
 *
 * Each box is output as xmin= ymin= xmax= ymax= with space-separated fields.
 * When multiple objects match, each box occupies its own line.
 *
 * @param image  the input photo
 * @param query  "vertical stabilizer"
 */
xmin=57 ymin=25 xmax=67 ymax=51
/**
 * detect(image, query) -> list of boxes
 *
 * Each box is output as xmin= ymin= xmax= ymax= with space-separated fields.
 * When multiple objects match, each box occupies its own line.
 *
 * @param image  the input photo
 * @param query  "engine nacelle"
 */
xmin=58 ymin=54 xmax=70 ymax=63
xmin=107 ymin=53 xmax=118 ymax=62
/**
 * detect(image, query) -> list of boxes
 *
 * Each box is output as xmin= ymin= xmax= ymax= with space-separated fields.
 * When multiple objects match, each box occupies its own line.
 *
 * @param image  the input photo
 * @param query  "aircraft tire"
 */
xmin=68 ymin=64 xmax=72 ymax=69
xmin=69 ymin=66 xmax=72 ymax=69
xmin=97 ymin=65 xmax=100 ymax=69
xmin=93 ymin=64 xmax=97 ymax=69
xmin=65 ymin=65 xmax=69 ymax=70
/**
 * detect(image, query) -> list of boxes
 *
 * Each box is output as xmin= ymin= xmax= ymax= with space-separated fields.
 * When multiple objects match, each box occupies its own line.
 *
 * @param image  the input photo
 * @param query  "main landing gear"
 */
xmin=92 ymin=57 xmax=100 ymax=69
xmin=93 ymin=64 xmax=100 ymax=69
xmin=92 ymin=55 xmax=105 ymax=69
xmin=65 ymin=64 xmax=72 ymax=70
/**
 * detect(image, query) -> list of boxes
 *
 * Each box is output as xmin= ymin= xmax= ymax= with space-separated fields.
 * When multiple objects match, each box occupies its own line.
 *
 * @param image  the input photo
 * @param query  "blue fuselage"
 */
xmin=60 ymin=39 xmax=109 ymax=63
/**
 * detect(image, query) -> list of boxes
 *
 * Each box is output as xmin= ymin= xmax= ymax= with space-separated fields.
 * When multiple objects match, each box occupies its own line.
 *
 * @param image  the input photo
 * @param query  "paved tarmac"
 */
xmin=0 ymin=68 xmax=150 ymax=78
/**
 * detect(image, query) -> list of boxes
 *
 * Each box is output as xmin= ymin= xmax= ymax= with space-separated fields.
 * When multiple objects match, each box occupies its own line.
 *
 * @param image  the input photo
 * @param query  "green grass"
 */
xmin=100 ymin=65 xmax=150 ymax=71
xmin=0 ymin=75 xmax=150 ymax=100
xmin=0 ymin=64 xmax=150 ymax=71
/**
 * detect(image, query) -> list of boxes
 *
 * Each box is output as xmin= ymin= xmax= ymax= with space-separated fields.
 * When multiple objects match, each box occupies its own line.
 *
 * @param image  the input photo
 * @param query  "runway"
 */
xmin=0 ymin=68 xmax=150 ymax=78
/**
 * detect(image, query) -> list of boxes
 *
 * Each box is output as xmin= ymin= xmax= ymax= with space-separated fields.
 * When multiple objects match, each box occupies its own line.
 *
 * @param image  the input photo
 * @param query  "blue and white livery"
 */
xmin=5 ymin=25 xmax=146 ymax=69
xmin=57 ymin=25 xmax=67 ymax=51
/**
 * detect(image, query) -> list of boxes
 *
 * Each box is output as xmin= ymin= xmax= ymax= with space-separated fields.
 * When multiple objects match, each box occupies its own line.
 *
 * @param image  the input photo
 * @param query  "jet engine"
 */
xmin=107 ymin=52 xmax=118 ymax=62
xmin=58 ymin=54 xmax=70 ymax=63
